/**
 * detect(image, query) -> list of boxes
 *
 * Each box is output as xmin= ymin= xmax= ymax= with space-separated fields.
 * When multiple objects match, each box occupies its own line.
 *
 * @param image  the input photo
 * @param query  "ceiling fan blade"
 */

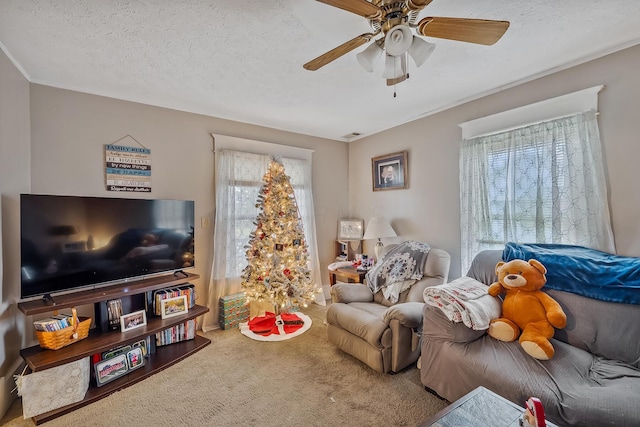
xmin=316 ymin=0 xmax=382 ymax=20
xmin=417 ymin=17 xmax=510 ymax=45
xmin=304 ymin=33 xmax=374 ymax=71
xmin=407 ymin=0 xmax=434 ymax=12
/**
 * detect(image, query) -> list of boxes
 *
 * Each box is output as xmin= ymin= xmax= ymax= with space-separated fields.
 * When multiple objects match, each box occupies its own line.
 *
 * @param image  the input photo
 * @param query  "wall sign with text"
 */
xmin=104 ymin=144 xmax=152 ymax=192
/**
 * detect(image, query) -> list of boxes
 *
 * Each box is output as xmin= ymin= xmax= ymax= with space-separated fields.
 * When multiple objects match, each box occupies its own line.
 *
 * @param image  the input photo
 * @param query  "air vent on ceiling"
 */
xmin=343 ymin=132 xmax=362 ymax=140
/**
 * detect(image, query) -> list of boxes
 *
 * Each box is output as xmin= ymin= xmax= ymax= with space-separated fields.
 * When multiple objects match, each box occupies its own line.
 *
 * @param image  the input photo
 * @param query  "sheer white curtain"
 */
xmin=202 ymin=149 xmax=324 ymax=331
xmin=284 ymin=156 xmax=325 ymax=309
xmin=460 ymin=110 xmax=615 ymax=274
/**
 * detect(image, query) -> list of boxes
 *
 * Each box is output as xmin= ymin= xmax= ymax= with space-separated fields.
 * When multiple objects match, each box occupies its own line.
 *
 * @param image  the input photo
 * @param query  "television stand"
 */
xmin=17 ymin=271 xmax=210 ymax=425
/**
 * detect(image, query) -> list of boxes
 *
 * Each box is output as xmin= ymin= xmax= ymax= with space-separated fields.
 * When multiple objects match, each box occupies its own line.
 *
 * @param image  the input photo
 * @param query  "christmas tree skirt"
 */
xmin=239 ymin=312 xmax=312 ymax=341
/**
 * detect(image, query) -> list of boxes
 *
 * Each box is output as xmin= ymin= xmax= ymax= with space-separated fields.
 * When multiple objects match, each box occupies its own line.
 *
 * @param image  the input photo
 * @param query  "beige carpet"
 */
xmin=1 ymin=303 xmax=448 ymax=426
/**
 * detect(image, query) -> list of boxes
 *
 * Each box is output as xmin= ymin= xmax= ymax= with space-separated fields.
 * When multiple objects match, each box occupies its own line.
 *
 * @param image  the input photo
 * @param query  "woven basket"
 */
xmin=35 ymin=310 xmax=91 ymax=350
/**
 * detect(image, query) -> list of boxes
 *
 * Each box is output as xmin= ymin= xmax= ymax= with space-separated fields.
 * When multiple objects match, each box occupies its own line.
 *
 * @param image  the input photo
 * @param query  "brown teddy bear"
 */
xmin=487 ymin=258 xmax=567 ymax=360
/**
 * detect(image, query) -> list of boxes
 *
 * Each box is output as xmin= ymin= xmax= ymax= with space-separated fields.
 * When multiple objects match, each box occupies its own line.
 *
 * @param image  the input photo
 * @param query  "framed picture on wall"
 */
xmin=338 ymin=219 xmax=364 ymax=240
xmin=372 ymin=151 xmax=408 ymax=191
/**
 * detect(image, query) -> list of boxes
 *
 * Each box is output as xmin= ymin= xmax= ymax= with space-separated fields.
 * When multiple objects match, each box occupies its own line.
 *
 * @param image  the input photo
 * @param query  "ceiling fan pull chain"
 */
xmin=394 ymin=52 xmax=409 ymax=98
xmin=405 ymin=51 xmax=410 ymax=81
xmin=393 ymin=54 xmax=401 ymax=98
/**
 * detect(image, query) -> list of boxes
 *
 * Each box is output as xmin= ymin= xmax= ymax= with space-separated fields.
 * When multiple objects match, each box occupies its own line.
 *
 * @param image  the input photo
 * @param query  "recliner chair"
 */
xmin=326 ymin=245 xmax=450 ymax=373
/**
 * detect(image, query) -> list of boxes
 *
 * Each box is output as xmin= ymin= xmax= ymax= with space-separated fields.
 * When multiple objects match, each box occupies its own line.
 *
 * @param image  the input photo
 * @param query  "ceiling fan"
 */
xmin=303 ymin=0 xmax=510 ymax=89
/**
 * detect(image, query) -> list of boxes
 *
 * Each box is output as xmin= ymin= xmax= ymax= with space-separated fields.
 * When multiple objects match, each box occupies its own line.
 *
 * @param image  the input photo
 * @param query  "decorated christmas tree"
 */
xmin=241 ymin=158 xmax=317 ymax=313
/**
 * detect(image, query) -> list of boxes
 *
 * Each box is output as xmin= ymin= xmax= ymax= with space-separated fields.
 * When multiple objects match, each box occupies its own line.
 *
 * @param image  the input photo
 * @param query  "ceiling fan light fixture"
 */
xmin=382 ymin=54 xmax=405 ymax=79
xmin=408 ymin=36 xmax=436 ymax=67
xmin=356 ymin=42 xmax=383 ymax=72
xmin=409 ymin=36 xmax=436 ymax=67
xmin=384 ymin=25 xmax=413 ymax=56
xmin=303 ymin=1 xmax=509 ymax=95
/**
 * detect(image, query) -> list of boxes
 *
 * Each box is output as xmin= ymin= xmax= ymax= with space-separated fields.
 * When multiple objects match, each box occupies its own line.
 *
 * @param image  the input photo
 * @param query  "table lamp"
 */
xmin=363 ymin=217 xmax=397 ymax=261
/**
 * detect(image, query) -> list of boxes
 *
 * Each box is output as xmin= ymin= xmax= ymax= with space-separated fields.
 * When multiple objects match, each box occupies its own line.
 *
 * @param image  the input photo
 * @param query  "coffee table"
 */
xmin=419 ymin=386 xmax=559 ymax=427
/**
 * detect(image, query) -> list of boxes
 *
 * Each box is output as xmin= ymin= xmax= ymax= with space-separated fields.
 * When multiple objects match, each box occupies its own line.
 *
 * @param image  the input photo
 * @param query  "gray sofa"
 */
xmin=420 ymin=249 xmax=640 ymax=427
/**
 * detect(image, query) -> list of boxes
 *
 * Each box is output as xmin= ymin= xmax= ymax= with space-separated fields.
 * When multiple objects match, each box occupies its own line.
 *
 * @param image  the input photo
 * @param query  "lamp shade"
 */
xmin=356 ymin=42 xmax=383 ymax=73
xmin=408 ymin=36 xmax=436 ymax=67
xmin=363 ymin=217 xmax=397 ymax=240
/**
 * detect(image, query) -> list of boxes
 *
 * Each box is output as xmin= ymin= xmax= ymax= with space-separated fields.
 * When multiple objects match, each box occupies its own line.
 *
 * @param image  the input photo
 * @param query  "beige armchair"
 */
xmin=326 ymin=245 xmax=450 ymax=373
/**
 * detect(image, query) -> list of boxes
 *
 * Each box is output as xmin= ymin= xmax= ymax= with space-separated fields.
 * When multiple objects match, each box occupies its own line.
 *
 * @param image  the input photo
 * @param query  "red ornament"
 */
xmin=283 ymin=268 xmax=291 ymax=276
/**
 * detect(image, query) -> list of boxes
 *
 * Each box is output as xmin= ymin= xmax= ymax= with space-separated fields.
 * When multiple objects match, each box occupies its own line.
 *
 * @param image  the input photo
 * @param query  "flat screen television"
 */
xmin=20 ymin=194 xmax=195 ymax=300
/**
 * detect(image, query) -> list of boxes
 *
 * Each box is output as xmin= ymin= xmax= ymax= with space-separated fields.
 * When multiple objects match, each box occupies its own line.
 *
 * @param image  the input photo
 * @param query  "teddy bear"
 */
xmin=487 ymin=258 xmax=567 ymax=360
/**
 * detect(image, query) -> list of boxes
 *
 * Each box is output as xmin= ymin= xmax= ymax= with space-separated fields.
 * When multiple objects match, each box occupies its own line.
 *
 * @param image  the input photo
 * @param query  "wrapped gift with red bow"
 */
xmin=248 ymin=312 xmax=305 ymax=336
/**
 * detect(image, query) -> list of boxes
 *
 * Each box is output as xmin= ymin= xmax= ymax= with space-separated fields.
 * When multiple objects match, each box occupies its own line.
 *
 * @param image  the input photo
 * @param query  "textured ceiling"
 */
xmin=1 ymin=1 xmax=640 ymax=141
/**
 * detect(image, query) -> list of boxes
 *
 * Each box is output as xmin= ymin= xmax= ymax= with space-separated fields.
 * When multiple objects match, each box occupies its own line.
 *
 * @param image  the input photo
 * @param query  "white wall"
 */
xmin=0 ymin=47 xmax=31 ymax=418
xmin=349 ymin=44 xmax=640 ymax=277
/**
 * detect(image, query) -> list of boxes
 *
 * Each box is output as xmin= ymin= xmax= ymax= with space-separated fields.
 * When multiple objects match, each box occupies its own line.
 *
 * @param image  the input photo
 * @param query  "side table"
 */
xmin=419 ymin=386 xmax=559 ymax=427
xmin=328 ymin=266 xmax=367 ymax=286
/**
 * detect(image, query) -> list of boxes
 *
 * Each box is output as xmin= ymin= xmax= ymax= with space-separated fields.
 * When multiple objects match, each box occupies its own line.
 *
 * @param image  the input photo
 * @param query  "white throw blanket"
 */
xmin=423 ymin=276 xmax=501 ymax=330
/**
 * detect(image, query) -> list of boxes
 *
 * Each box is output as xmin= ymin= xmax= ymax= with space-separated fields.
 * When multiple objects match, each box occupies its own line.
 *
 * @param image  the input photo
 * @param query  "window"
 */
xmin=223 ymin=156 xmax=310 ymax=277
xmin=479 ymin=122 xmax=568 ymax=246
xmin=459 ymin=92 xmax=615 ymax=274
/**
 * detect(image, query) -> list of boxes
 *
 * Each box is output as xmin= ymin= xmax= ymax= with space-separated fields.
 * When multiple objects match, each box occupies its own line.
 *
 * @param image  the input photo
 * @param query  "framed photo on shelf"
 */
xmin=132 ymin=339 xmax=148 ymax=357
xmin=106 ymin=299 xmax=123 ymax=331
xmin=120 ymin=310 xmax=147 ymax=332
xmin=338 ymin=219 xmax=364 ymax=240
xmin=372 ymin=151 xmax=408 ymax=191
xmin=95 ymin=353 xmax=129 ymax=387
xmin=101 ymin=344 xmax=131 ymax=360
xmin=160 ymin=295 xmax=189 ymax=319
xmin=126 ymin=347 xmax=145 ymax=371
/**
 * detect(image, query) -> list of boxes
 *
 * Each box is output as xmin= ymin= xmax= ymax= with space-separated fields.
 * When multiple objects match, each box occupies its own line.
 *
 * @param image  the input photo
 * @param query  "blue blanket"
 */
xmin=503 ymin=242 xmax=640 ymax=304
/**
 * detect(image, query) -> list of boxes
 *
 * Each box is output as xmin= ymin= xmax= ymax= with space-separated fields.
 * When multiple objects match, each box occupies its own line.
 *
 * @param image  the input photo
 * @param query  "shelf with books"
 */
xmin=21 ymin=304 xmax=208 ymax=372
xmin=31 ymin=335 xmax=210 ymax=425
xmin=17 ymin=272 xmax=210 ymax=425
xmin=17 ymin=271 xmax=201 ymax=317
